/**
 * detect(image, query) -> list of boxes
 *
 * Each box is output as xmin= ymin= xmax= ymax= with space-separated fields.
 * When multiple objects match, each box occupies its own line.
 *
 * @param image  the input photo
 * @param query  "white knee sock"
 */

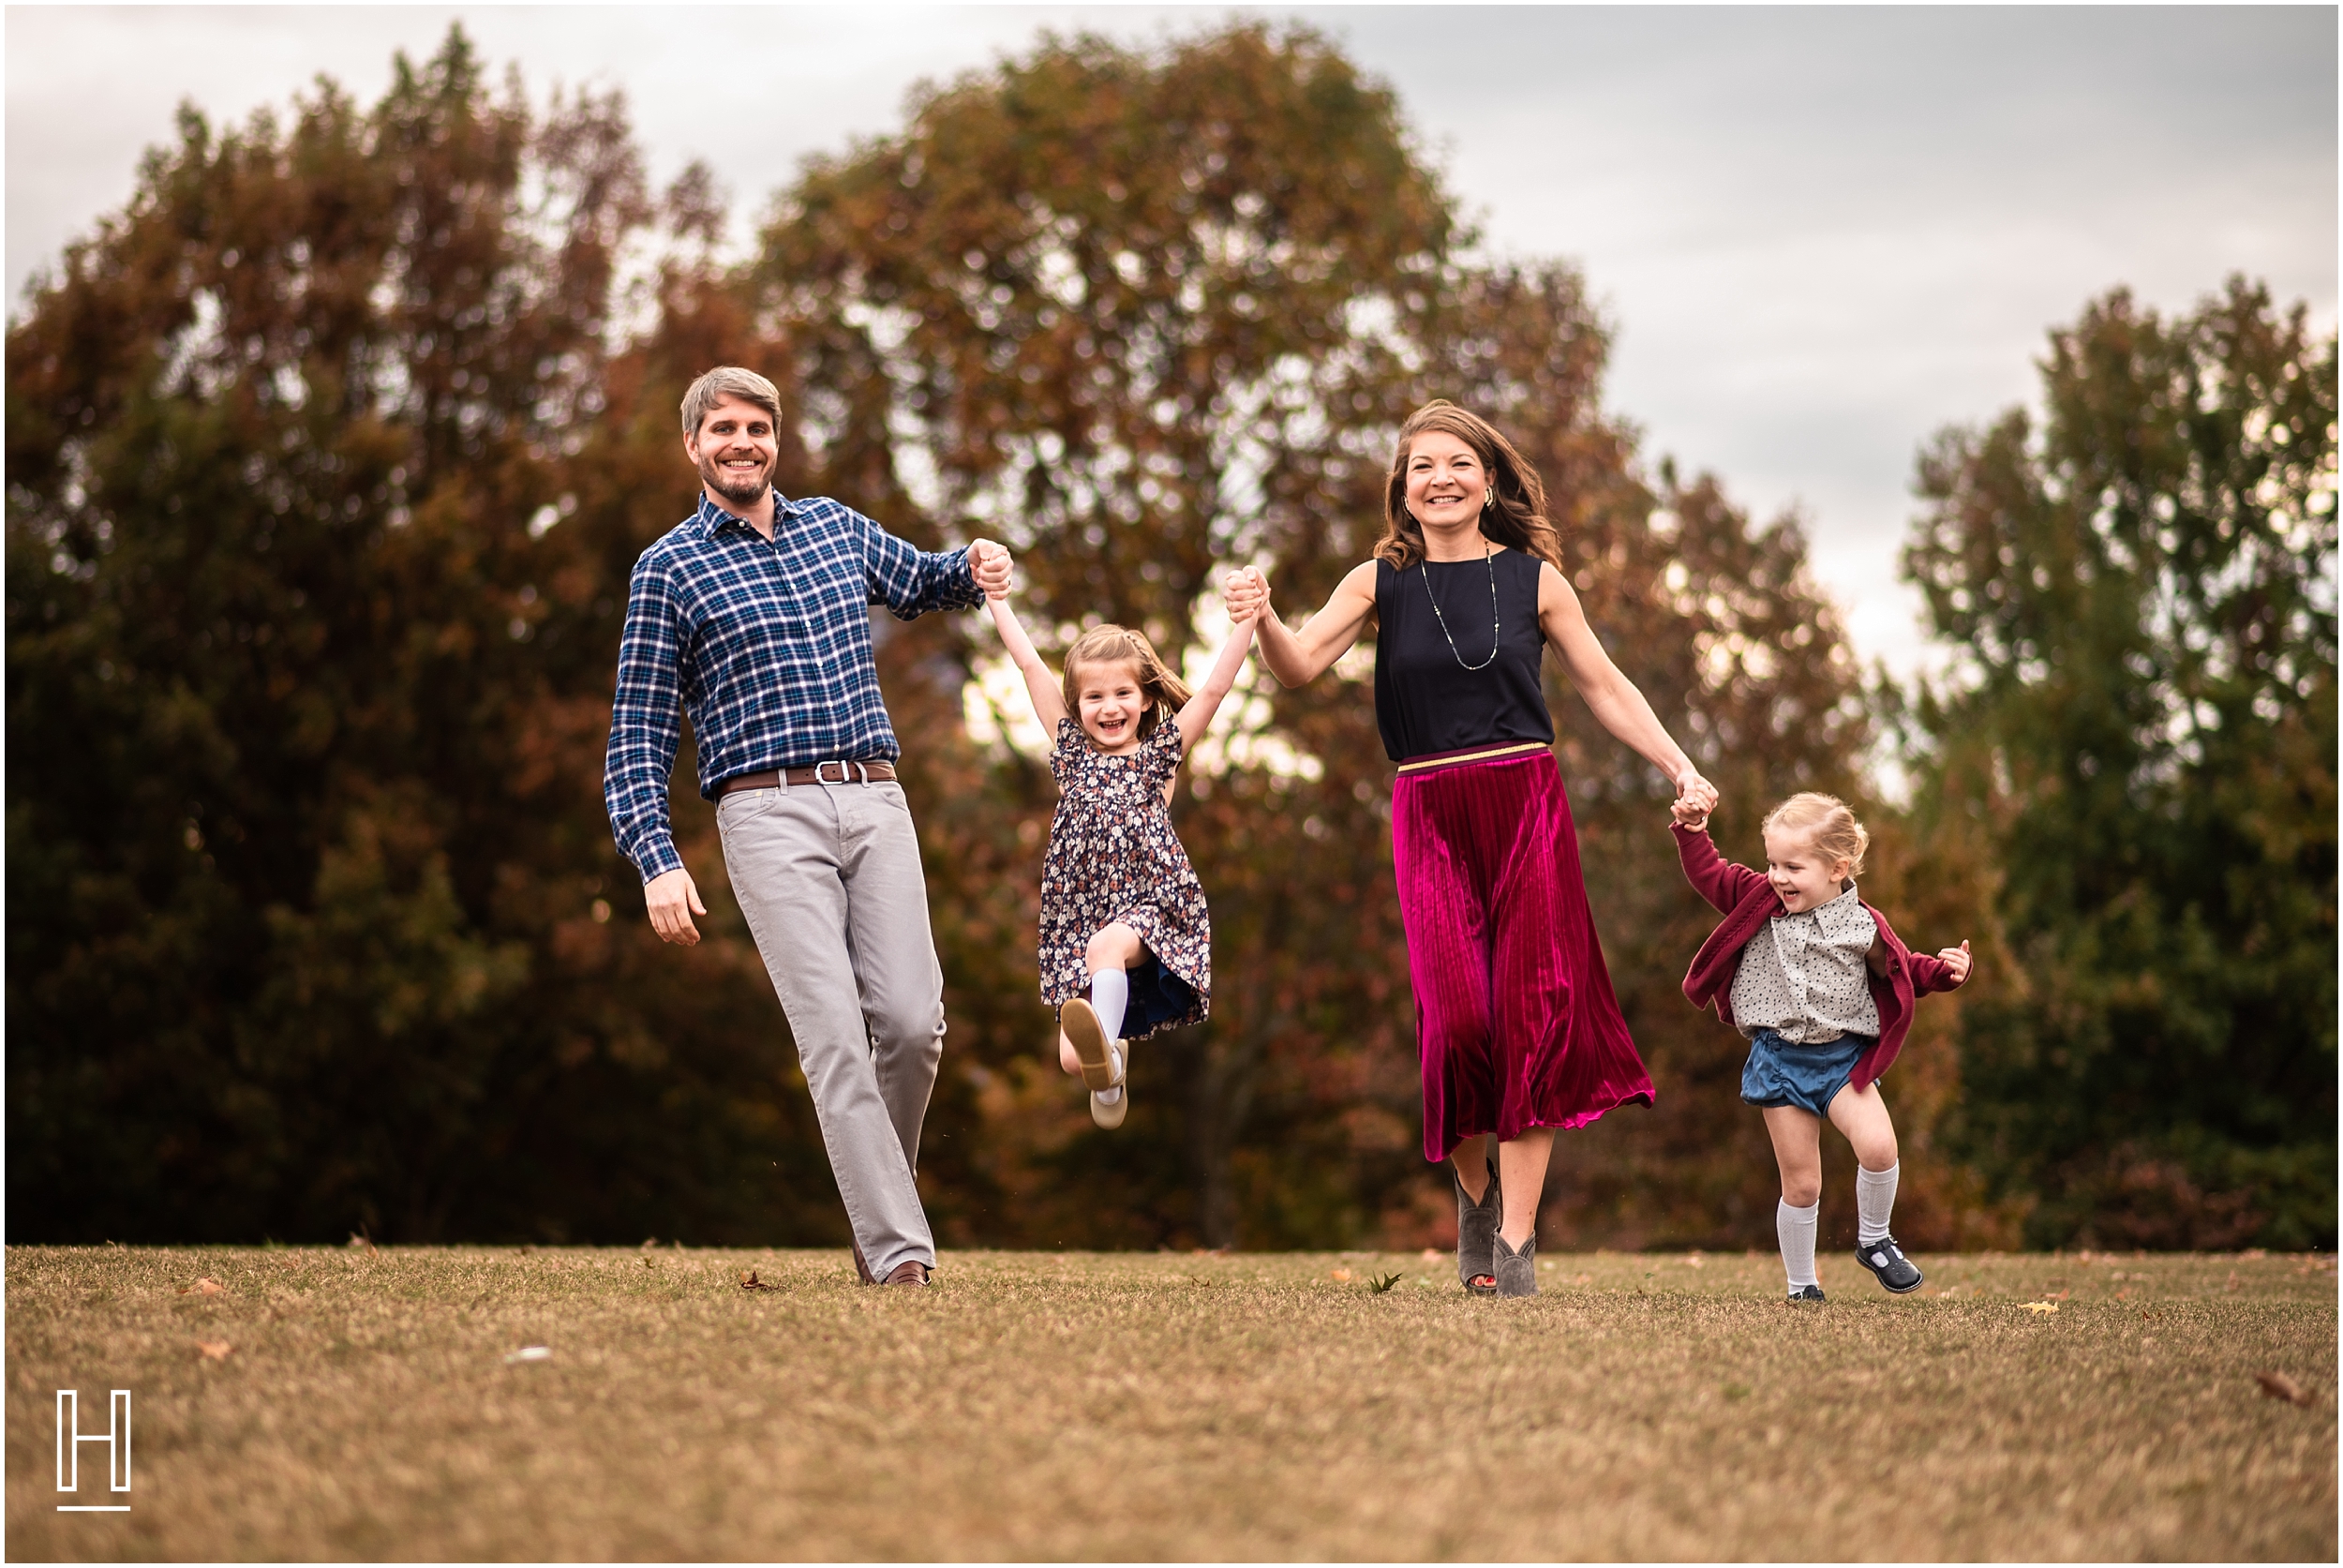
xmin=1856 ymin=1162 xmax=1899 ymax=1246
xmin=1777 ymin=1199 xmax=1820 ymax=1289
xmin=1090 ymin=967 xmax=1128 ymax=1043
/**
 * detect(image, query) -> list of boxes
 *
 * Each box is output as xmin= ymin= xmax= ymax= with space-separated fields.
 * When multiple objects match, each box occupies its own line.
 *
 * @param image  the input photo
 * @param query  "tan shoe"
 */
xmin=1061 ymin=999 xmax=1123 ymax=1092
xmin=1090 ymin=1070 xmax=1128 ymax=1129
xmin=882 ymin=1260 xmax=931 ymax=1288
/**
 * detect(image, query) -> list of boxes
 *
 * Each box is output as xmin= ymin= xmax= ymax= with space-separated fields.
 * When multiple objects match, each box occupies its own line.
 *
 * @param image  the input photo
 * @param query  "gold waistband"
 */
xmin=1394 ymin=741 xmax=1548 ymax=775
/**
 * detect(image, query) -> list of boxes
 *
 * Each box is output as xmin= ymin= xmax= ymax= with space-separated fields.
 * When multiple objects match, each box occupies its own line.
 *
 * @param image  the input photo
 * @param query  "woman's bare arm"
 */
xmin=986 ymin=594 xmax=1069 ymax=734
xmin=1229 ymin=561 xmax=1379 ymax=687
xmin=1537 ymin=561 xmax=1717 ymax=810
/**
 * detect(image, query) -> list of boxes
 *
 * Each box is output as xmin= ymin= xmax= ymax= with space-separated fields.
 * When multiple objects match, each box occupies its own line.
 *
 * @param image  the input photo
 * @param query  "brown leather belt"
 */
xmin=721 ymin=760 xmax=897 ymax=796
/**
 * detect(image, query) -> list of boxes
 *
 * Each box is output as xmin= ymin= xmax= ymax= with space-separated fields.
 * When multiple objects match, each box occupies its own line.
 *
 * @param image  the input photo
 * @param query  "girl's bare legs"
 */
xmin=1828 ymin=1082 xmax=1908 ymax=1277
xmin=1825 ymin=1081 xmax=1898 ymax=1172
xmin=1761 ymin=1106 xmax=1826 ymax=1205
xmin=1763 ymin=1105 xmax=1827 ymax=1293
xmin=1056 ymin=921 xmax=1144 ymax=1075
xmin=1450 ymin=1128 xmax=1555 ymax=1247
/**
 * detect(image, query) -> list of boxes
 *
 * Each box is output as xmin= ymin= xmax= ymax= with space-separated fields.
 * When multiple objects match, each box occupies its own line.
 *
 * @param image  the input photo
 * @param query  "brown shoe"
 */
xmin=882 ymin=1260 xmax=932 ymax=1288
xmin=851 ymin=1241 xmax=875 ymax=1286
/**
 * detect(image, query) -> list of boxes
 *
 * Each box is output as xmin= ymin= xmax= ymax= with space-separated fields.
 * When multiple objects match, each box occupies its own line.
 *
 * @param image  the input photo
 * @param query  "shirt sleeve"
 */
xmin=857 ymin=509 xmax=982 ymax=619
xmin=604 ymin=551 xmax=689 ymax=883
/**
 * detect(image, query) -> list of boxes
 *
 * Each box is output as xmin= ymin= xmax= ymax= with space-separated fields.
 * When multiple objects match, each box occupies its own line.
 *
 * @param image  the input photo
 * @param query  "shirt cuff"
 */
xmin=633 ymin=838 xmax=685 ymax=883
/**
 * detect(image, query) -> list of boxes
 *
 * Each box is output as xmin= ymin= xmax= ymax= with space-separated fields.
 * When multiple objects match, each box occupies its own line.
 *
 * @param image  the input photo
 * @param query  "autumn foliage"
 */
xmin=7 ymin=26 xmax=2333 ymax=1248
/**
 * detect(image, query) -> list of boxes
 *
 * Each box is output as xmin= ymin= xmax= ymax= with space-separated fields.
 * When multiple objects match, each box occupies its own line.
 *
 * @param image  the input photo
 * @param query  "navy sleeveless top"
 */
xmin=1373 ymin=549 xmax=1554 ymax=763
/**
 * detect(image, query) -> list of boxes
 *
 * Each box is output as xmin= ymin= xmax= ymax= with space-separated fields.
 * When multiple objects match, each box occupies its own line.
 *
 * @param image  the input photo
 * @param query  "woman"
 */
xmin=1227 ymin=400 xmax=1717 ymax=1296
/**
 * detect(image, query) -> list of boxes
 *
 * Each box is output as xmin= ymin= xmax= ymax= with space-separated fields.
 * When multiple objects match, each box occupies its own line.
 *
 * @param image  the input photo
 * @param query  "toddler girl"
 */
xmin=985 ymin=586 xmax=1255 ymax=1127
xmin=1671 ymin=792 xmax=1972 ymax=1300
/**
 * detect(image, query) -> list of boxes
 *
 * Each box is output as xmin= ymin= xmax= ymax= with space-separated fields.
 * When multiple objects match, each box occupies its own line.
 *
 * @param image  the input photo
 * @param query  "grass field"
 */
xmin=7 ymin=1245 xmax=2334 ymax=1561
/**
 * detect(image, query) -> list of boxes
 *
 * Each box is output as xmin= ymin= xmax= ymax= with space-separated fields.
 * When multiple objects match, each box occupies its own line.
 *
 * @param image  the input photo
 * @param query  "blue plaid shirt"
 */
xmin=604 ymin=490 xmax=981 ymax=881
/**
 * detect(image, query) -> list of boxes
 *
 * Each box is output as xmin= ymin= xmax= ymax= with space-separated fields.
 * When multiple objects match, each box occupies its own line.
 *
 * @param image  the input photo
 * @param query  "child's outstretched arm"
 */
xmin=985 ymin=593 xmax=1069 ymax=735
xmin=1173 ymin=611 xmax=1257 ymax=753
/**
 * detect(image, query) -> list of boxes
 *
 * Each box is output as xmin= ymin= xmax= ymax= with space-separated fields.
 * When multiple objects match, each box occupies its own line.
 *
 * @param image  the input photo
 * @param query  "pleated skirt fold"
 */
xmin=1390 ymin=751 xmax=1655 ymax=1161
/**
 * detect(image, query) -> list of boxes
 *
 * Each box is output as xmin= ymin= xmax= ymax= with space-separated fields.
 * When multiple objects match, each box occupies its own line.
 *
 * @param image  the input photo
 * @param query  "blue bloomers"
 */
xmin=1739 ymin=1027 xmax=1877 ymax=1117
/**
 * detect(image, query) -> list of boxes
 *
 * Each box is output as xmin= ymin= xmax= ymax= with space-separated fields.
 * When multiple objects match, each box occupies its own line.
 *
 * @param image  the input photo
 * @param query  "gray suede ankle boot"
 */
xmin=1492 ymin=1232 xmax=1538 ymax=1297
xmin=1455 ymin=1159 xmax=1500 ymax=1295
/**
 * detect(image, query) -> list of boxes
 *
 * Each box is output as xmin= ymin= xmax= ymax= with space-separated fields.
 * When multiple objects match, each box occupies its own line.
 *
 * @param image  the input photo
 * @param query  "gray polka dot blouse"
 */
xmin=1728 ymin=883 xmax=1881 ymax=1043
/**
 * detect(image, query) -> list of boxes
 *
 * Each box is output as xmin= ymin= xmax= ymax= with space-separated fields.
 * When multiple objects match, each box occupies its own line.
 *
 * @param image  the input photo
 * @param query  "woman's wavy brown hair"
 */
xmin=1373 ymin=400 xmax=1564 ymax=574
xmin=1060 ymin=624 xmax=1193 ymax=743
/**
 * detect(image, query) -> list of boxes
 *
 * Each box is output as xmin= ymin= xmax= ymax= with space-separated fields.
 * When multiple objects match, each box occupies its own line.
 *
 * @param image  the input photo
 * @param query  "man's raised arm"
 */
xmin=858 ymin=509 xmax=1010 ymax=617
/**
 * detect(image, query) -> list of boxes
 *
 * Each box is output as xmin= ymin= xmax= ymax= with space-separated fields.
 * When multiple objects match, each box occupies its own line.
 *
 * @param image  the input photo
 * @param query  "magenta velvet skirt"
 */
xmin=1391 ymin=748 xmax=1654 ymax=1161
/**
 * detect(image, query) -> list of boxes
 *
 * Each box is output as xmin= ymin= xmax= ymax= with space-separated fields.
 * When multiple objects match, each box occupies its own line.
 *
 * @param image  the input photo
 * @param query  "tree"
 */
xmin=752 ymin=24 xmax=1903 ymax=1248
xmin=1897 ymin=279 xmax=2337 ymax=1247
xmin=6 ymin=31 xmax=835 ymax=1243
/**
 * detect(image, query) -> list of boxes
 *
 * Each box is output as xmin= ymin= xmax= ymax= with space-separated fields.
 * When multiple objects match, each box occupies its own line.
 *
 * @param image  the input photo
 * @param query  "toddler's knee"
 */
xmin=1779 ymin=1175 xmax=1822 ymax=1207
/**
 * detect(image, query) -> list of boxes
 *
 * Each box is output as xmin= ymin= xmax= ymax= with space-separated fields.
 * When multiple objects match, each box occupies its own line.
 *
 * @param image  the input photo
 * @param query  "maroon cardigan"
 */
xmin=1673 ymin=823 xmax=1962 ymax=1092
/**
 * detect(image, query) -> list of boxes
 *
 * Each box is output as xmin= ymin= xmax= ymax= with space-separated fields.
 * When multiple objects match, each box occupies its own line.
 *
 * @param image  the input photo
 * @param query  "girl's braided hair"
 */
xmin=1763 ymin=792 xmax=1870 ymax=876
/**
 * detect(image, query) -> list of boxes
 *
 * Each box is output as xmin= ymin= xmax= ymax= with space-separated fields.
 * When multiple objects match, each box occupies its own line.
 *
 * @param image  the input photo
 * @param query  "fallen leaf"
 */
xmin=1366 ymin=1272 xmax=1402 ymax=1294
xmin=1418 ymin=1247 xmax=1440 ymax=1262
xmin=193 ymin=1340 xmax=231 ymax=1362
xmin=503 ymin=1346 xmax=552 ymax=1365
xmin=2020 ymin=1301 xmax=2060 ymax=1314
xmin=739 ymin=1270 xmax=781 ymax=1292
xmin=177 ymin=1277 xmax=225 ymax=1297
xmin=2256 ymin=1371 xmax=2313 ymax=1407
xmin=2043 ymin=1289 xmax=2071 ymax=1301
xmin=1329 ymin=1267 xmax=1354 ymax=1283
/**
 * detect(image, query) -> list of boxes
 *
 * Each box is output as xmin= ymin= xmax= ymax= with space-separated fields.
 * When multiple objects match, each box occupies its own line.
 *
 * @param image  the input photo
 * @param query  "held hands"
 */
xmin=1938 ymin=939 xmax=1974 ymax=985
xmin=969 ymin=538 xmax=1014 ymax=600
xmin=1221 ymin=565 xmax=1270 ymax=625
xmin=1670 ymin=769 xmax=1718 ymax=830
xmin=644 ymin=867 xmax=707 ymax=947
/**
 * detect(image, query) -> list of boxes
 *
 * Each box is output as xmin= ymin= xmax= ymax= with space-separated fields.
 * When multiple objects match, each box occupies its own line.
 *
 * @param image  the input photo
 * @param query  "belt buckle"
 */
xmin=815 ymin=760 xmax=867 ymax=785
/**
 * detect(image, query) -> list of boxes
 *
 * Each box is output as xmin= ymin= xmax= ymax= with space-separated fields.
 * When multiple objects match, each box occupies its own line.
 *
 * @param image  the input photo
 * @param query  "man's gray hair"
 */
xmin=680 ymin=366 xmax=783 ymax=437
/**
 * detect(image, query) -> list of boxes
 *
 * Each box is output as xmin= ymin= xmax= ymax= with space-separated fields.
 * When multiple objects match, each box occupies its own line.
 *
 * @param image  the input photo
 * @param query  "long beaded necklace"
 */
xmin=1422 ymin=538 xmax=1500 ymax=671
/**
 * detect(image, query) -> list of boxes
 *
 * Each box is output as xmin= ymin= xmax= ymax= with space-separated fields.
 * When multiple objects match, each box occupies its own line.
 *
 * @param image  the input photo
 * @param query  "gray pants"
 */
xmin=717 ymin=778 xmax=944 ymax=1279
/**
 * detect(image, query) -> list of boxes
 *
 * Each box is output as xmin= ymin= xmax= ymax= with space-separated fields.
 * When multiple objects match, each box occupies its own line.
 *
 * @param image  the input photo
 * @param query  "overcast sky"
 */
xmin=8 ymin=5 xmax=2336 ymax=675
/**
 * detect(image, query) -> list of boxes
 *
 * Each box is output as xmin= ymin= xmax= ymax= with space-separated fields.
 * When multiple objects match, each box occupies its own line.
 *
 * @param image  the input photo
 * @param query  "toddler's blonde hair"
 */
xmin=1763 ymin=792 xmax=1869 ymax=876
xmin=1061 ymin=624 xmax=1192 ymax=742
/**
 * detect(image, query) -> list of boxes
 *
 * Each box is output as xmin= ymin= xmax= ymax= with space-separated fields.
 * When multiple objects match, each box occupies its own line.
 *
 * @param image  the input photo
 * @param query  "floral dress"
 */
xmin=1037 ymin=716 xmax=1211 ymax=1036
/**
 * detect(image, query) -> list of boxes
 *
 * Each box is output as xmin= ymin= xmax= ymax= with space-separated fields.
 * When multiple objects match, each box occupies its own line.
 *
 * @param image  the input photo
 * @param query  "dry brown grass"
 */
xmin=7 ymin=1245 xmax=2334 ymax=1561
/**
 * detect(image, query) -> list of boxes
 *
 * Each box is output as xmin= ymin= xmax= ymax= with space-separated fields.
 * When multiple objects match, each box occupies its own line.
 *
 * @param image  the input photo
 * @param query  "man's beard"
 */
xmin=700 ymin=453 xmax=772 ymax=508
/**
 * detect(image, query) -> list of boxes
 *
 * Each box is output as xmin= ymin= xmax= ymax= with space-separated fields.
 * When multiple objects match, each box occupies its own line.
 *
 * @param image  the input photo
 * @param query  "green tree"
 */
xmin=6 ymin=31 xmax=835 ymax=1243
xmin=1897 ymin=278 xmax=2338 ymax=1247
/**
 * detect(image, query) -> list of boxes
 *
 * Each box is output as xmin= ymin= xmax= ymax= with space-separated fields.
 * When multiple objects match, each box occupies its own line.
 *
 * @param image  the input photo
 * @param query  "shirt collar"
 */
xmin=1778 ymin=882 xmax=1862 ymax=921
xmin=694 ymin=488 xmax=796 ymax=536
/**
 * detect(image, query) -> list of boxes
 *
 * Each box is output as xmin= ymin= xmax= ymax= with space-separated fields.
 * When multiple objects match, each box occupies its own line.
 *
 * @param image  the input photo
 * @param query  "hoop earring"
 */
xmin=1484 ymin=490 xmax=1495 ymax=511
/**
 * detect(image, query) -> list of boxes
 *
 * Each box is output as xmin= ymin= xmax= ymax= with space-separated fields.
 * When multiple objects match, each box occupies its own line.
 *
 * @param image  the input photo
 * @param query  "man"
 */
xmin=604 ymin=366 xmax=1010 ymax=1287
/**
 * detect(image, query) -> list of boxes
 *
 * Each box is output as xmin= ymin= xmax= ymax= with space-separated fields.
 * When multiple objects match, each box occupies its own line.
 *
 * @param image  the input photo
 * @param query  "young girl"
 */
xmin=985 ymin=586 xmax=1256 ymax=1127
xmin=1671 ymin=792 xmax=1972 ymax=1301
